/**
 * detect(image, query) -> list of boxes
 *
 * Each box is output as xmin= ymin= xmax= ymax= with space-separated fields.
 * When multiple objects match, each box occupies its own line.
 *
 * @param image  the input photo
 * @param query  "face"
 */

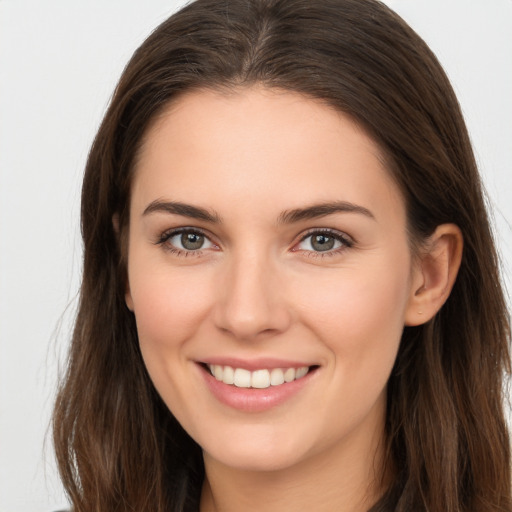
xmin=125 ymin=87 xmax=420 ymax=473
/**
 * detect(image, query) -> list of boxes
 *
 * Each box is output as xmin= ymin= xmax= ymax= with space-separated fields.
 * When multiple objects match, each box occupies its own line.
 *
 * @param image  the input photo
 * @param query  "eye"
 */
xmin=295 ymin=230 xmax=352 ymax=254
xmin=159 ymin=228 xmax=215 ymax=253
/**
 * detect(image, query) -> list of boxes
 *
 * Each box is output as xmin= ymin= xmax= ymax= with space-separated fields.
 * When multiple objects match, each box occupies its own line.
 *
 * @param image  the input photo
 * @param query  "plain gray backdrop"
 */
xmin=1 ymin=1 xmax=511 ymax=511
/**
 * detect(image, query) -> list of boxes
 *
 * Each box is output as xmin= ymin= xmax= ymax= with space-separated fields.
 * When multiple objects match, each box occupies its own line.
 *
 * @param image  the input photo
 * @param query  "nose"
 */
xmin=213 ymin=253 xmax=292 ymax=341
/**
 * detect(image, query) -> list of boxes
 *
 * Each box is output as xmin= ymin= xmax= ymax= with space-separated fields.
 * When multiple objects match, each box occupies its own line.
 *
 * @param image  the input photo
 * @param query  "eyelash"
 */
xmin=294 ymin=228 xmax=354 ymax=258
xmin=156 ymin=227 xmax=214 ymax=257
xmin=156 ymin=227 xmax=354 ymax=258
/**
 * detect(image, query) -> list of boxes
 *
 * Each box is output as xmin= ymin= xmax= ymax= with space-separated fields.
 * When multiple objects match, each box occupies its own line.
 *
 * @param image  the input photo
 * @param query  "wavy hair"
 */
xmin=53 ymin=0 xmax=511 ymax=510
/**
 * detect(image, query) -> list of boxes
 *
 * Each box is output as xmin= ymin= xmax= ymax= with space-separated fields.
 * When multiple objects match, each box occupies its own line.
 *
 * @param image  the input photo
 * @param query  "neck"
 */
xmin=199 ymin=419 xmax=389 ymax=512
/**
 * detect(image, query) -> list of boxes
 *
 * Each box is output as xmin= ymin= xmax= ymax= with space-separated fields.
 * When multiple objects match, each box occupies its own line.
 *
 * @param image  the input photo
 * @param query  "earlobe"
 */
xmin=125 ymin=288 xmax=134 ymax=312
xmin=405 ymin=224 xmax=463 ymax=326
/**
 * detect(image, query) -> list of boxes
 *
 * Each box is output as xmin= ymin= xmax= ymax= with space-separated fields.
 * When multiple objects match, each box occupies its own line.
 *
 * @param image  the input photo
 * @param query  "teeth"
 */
xmin=234 ymin=368 xmax=251 ymax=388
xmin=213 ymin=365 xmax=223 ymax=381
xmin=251 ymin=369 xmax=270 ymax=389
xmin=270 ymin=368 xmax=285 ymax=386
xmin=207 ymin=364 xmax=310 ymax=389
xmin=296 ymin=366 xmax=309 ymax=379
xmin=284 ymin=368 xmax=295 ymax=383
xmin=223 ymin=365 xmax=234 ymax=385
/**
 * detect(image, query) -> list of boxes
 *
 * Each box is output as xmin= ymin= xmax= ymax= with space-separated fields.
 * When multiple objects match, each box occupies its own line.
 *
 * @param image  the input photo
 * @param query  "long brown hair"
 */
xmin=53 ymin=1 xmax=511 ymax=510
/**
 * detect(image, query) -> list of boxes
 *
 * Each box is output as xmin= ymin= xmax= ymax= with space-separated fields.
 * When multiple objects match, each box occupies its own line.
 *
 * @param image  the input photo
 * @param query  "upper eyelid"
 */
xmin=158 ymin=226 xmax=215 ymax=243
xmin=297 ymin=227 xmax=354 ymax=244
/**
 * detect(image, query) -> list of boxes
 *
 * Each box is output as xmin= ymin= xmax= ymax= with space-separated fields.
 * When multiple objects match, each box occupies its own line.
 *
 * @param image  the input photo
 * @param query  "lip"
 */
xmin=200 ymin=357 xmax=315 ymax=371
xmin=197 ymin=361 xmax=318 ymax=412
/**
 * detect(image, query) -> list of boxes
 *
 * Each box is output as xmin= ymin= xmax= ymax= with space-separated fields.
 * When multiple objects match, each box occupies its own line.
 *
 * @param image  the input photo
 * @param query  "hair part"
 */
xmin=53 ymin=1 xmax=511 ymax=511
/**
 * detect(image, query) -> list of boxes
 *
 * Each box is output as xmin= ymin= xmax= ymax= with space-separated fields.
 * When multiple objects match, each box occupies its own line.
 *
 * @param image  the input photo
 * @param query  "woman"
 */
xmin=52 ymin=0 xmax=511 ymax=510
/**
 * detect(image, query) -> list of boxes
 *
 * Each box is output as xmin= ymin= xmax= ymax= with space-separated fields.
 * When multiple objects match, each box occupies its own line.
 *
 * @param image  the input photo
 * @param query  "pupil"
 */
xmin=312 ymin=234 xmax=334 ymax=251
xmin=181 ymin=232 xmax=204 ymax=250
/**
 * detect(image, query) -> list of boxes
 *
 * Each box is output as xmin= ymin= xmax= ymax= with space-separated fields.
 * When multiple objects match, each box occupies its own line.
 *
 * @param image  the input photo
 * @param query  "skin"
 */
xmin=125 ymin=86 xmax=462 ymax=512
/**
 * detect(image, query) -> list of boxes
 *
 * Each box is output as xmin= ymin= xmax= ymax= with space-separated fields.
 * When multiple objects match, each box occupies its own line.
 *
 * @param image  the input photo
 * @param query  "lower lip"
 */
xmin=199 ymin=365 xmax=316 ymax=412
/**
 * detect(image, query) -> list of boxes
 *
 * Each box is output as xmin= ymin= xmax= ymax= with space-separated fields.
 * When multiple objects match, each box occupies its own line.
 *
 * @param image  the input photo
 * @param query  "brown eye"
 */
xmin=180 ymin=232 xmax=205 ymax=250
xmin=163 ymin=229 xmax=214 ymax=252
xmin=310 ymin=234 xmax=335 ymax=251
xmin=296 ymin=230 xmax=351 ymax=254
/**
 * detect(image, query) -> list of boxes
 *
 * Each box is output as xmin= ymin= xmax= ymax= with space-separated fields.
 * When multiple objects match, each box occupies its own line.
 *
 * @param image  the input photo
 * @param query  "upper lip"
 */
xmin=198 ymin=357 xmax=316 ymax=371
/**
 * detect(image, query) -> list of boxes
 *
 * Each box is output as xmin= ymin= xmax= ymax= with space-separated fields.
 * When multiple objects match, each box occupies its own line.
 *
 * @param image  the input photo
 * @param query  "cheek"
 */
xmin=128 ymin=263 xmax=218 ymax=424
xmin=128 ymin=261 xmax=214 ymax=364
xmin=292 ymin=257 xmax=411 ymax=379
xmin=287 ymin=261 xmax=410 ymax=444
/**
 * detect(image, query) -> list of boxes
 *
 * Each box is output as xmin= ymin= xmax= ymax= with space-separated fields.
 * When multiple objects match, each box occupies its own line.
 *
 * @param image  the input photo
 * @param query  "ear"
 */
xmin=125 ymin=282 xmax=134 ymax=312
xmin=112 ymin=213 xmax=134 ymax=312
xmin=405 ymin=224 xmax=463 ymax=326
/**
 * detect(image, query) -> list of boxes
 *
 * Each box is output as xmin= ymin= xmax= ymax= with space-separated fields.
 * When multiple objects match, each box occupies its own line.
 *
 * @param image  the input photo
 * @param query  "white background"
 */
xmin=0 ymin=1 xmax=510 ymax=511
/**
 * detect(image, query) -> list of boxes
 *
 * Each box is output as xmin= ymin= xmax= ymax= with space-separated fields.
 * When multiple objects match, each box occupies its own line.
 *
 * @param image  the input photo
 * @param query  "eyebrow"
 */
xmin=143 ymin=200 xmax=222 ymax=223
xmin=278 ymin=201 xmax=375 ymax=224
xmin=142 ymin=199 xmax=374 ymax=224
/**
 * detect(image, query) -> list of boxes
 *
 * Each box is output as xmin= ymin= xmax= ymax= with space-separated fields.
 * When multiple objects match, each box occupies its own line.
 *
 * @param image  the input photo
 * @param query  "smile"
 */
xmin=207 ymin=364 xmax=311 ymax=389
xmin=199 ymin=360 xmax=319 ymax=412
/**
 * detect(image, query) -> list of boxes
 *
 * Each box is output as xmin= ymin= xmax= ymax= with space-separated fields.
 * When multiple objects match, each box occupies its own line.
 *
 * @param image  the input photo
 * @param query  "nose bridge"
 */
xmin=214 ymin=248 xmax=290 ymax=340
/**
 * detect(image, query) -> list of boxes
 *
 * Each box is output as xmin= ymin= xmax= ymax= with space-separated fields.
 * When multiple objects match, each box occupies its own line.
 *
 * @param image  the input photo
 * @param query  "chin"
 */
xmin=207 ymin=446 xmax=305 ymax=473
xmin=200 ymin=425 xmax=315 ymax=473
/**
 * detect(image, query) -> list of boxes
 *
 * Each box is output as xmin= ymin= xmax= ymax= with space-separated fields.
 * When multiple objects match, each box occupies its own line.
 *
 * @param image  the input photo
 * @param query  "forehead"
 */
xmin=131 ymin=86 xmax=404 ymax=224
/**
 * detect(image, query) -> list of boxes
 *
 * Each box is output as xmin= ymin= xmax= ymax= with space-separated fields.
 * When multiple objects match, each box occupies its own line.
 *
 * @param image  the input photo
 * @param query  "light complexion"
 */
xmin=125 ymin=87 xmax=462 ymax=512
